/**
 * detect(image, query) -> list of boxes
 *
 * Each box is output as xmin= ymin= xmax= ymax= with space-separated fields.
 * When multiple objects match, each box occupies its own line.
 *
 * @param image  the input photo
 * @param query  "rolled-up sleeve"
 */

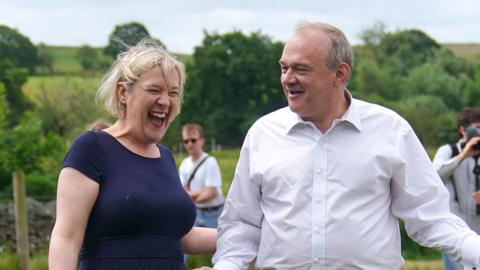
xmin=213 ymin=131 xmax=263 ymax=269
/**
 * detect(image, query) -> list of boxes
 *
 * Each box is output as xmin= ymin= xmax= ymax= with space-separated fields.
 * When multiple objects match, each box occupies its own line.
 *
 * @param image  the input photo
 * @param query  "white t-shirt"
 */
xmin=179 ymin=152 xmax=224 ymax=208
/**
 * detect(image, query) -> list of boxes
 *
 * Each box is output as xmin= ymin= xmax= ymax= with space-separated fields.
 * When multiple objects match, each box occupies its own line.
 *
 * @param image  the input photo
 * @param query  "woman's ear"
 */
xmin=117 ymin=82 xmax=128 ymax=105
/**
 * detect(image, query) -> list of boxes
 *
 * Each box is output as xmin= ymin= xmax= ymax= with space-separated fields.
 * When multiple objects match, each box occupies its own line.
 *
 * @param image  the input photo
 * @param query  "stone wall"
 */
xmin=0 ymin=199 xmax=55 ymax=252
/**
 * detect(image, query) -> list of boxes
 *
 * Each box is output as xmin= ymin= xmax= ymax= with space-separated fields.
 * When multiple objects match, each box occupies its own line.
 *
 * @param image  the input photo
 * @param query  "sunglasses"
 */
xmin=183 ymin=138 xmax=198 ymax=144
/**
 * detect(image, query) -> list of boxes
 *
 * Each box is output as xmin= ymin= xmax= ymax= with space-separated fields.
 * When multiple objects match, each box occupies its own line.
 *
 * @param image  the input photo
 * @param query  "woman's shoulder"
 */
xmin=70 ymin=131 xmax=100 ymax=149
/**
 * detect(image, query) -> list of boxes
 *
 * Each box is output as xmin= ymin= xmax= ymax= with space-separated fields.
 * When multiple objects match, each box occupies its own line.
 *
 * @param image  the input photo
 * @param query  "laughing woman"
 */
xmin=48 ymin=39 xmax=216 ymax=270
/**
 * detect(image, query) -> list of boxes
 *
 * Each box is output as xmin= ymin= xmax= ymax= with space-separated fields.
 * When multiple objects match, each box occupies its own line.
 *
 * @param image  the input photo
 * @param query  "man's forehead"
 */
xmin=183 ymin=130 xmax=200 ymax=137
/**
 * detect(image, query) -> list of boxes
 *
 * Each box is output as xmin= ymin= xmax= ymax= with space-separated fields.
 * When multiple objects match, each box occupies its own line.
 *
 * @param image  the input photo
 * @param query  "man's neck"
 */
xmin=191 ymin=151 xmax=204 ymax=161
xmin=311 ymin=91 xmax=350 ymax=133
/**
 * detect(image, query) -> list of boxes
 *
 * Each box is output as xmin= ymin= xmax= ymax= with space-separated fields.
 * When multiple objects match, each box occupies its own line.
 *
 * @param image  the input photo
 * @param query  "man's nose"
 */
xmin=281 ymin=69 xmax=296 ymax=85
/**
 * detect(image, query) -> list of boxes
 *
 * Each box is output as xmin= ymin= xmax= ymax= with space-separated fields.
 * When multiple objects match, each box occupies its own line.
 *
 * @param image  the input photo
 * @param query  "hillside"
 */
xmin=441 ymin=43 xmax=480 ymax=60
xmin=37 ymin=45 xmax=193 ymax=75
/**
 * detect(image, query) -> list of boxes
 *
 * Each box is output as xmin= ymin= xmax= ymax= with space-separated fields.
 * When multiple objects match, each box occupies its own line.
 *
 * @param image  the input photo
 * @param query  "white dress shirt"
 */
xmin=432 ymin=141 xmax=480 ymax=234
xmin=179 ymin=152 xmax=224 ymax=208
xmin=213 ymin=98 xmax=480 ymax=270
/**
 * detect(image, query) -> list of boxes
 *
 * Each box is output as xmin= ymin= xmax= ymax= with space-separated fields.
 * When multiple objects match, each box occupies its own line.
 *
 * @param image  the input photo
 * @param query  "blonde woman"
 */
xmin=49 ymin=39 xmax=216 ymax=270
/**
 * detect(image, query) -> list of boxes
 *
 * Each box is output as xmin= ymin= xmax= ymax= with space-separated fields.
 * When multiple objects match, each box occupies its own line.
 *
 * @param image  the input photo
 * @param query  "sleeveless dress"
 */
xmin=62 ymin=131 xmax=196 ymax=270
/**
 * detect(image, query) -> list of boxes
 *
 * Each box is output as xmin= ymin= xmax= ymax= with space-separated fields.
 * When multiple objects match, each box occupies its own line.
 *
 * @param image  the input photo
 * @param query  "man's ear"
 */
xmin=117 ymin=82 xmax=128 ymax=104
xmin=460 ymin=126 xmax=466 ymax=137
xmin=334 ymin=63 xmax=351 ymax=86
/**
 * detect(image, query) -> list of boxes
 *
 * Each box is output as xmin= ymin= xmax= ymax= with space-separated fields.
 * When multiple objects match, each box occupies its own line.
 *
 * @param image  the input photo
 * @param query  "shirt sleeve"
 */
xmin=432 ymin=144 xmax=460 ymax=181
xmin=204 ymin=157 xmax=222 ymax=188
xmin=390 ymin=123 xmax=480 ymax=267
xmin=62 ymin=131 xmax=103 ymax=183
xmin=213 ymin=131 xmax=263 ymax=269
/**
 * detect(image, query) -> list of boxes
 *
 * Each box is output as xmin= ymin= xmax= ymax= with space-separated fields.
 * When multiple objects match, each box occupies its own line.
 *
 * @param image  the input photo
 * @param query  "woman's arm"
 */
xmin=48 ymin=168 xmax=99 ymax=270
xmin=181 ymin=227 xmax=217 ymax=255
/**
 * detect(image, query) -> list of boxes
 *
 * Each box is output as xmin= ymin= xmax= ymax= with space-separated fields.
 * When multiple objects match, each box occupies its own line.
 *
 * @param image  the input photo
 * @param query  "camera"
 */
xmin=464 ymin=126 xmax=480 ymax=151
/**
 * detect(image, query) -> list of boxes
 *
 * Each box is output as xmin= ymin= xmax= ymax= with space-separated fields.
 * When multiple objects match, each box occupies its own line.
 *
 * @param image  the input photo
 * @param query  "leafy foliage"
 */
xmin=36 ymin=43 xmax=54 ymax=75
xmin=0 ymin=112 xmax=66 ymax=194
xmin=0 ymin=59 xmax=31 ymax=126
xmin=77 ymin=44 xmax=99 ymax=71
xmin=104 ymin=22 xmax=165 ymax=58
xmin=26 ymin=76 xmax=109 ymax=136
xmin=0 ymin=83 xmax=8 ymax=128
xmin=355 ymin=24 xmax=478 ymax=146
xmin=0 ymin=25 xmax=37 ymax=73
xmin=181 ymin=30 xmax=285 ymax=146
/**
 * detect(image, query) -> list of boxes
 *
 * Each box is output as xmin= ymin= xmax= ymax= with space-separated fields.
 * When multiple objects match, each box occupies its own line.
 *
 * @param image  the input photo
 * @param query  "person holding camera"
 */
xmin=433 ymin=107 xmax=480 ymax=270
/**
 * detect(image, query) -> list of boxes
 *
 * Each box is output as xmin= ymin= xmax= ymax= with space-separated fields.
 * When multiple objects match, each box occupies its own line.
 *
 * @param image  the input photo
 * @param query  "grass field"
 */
xmin=35 ymin=43 xmax=478 ymax=77
xmin=22 ymin=75 xmax=101 ymax=101
xmin=442 ymin=43 xmax=480 ymax=60
xmin=37 ymin=45 xmax=193 ymax=75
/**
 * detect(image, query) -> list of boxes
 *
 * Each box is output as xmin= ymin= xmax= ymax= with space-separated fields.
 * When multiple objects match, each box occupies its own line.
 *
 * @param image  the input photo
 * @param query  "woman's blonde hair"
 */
xmin=96 ymin=38 xmax=186 ymax=118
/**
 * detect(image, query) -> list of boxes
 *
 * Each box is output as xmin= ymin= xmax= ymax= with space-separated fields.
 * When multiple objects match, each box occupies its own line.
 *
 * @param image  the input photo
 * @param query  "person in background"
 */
xmin=179 ymin=123 xmax=224 ymax=228
xmin=48 ymin=39 xmax=216 ymax=270
xmin=211 ymin=21 xmax=480 ymax=270
xmin=86 ymin=118 xmax=112 ymax=131
xmin=433 ymin=107 xmax=480 ymax=270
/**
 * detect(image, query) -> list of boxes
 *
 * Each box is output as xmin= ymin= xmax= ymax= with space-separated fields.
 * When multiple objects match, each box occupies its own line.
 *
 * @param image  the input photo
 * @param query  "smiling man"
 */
xmin=211 ymin=21 xmax=480 ymax=270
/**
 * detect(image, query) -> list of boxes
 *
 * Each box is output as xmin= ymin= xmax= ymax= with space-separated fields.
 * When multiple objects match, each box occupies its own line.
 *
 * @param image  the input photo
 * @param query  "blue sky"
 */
xmin=1 ymin=0 xmax=479 ymax=53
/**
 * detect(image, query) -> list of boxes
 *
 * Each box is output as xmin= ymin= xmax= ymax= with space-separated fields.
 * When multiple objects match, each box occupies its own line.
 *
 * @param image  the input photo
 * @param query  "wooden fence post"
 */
xmin=13 ymin=170 xmax=29 ymax=270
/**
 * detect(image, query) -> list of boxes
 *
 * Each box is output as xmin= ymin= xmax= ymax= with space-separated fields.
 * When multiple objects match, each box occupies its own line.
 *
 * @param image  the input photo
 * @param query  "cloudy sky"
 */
xmin=1 ymin=0 xmax=479 ymax=54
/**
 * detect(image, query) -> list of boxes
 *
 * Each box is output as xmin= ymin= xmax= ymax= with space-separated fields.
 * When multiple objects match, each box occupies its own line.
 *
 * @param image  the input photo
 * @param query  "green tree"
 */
xmin=104 ymin=22 xmax=165 ymax=58
xmin=0 ymin=25 xmax=38 ymax=74
xmin=36 ymin=43 xmax=54 ymax=74
xmin=0 ymin=112 xmax=66 ymax=195
xmin=77 ymin=44 xmax=99 ymax=71
xmin=181 ymin=30 xmax=285 ymax=146
xmin=0 ymin=60 xmax=30 ymax=126
xmin=31 ymin=77 xmax=108 ymax=136
xmin=400 ymin=62 xmax=463 ymax=110
xmin=393 ymin=95 xmax=455 ymax=146
xmin=379 ymin=29 xmax=440 ymax=75
xmin=0 ymin=83 xmax=8 ymax=128
xmin=356 ymin=21 xmax=388 ymax=64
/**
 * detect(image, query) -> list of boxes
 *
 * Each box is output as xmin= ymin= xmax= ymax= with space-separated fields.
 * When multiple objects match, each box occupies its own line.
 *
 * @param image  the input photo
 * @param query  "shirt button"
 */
xmin=315 ymin=228 xmax=321 ymax=233
xmin=313 ymin=258 xmax=320 ymax=263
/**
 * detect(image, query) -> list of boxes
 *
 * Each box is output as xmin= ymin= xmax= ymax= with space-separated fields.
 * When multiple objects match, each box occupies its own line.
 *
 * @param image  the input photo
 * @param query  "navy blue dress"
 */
xmin=62 ymin=131 xmax=196 ymax=270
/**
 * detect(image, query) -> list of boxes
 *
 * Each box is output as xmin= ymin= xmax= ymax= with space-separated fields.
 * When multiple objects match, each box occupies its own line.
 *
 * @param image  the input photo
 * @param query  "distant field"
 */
xmin=22 ymin=75 xmax=100 ymax=101
xmin=38 ymin=45 xmax=192 ymax=75
xmin=37 ymin=45 xmax=106 ymax=74
xmin=442 ymin=43 xmax=480 ymax=60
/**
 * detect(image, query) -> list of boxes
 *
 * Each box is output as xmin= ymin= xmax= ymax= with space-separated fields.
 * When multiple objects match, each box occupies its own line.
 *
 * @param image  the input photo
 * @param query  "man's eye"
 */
xmin=295 ymin=68 xmax=309 ymax=74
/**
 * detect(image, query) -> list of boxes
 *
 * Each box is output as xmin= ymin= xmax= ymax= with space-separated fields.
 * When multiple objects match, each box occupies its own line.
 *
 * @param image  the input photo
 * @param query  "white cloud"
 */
xmin=0 ymin=0 xmax=479 ymax=53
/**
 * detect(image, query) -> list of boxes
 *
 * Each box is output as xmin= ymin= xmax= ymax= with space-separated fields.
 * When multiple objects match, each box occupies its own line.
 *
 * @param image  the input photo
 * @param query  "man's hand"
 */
xmin=457 ymin=137 xmax=480 ymax=162
xmin=473 ymin=191 xmax=480 ymax=205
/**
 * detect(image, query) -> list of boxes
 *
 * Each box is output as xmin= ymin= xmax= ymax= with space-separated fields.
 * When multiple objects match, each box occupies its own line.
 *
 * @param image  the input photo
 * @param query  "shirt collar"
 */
xmin=284 ymin=89 xmax=362 ymax=134
xmin=340 ymin=90 xmax=362 ymax=132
